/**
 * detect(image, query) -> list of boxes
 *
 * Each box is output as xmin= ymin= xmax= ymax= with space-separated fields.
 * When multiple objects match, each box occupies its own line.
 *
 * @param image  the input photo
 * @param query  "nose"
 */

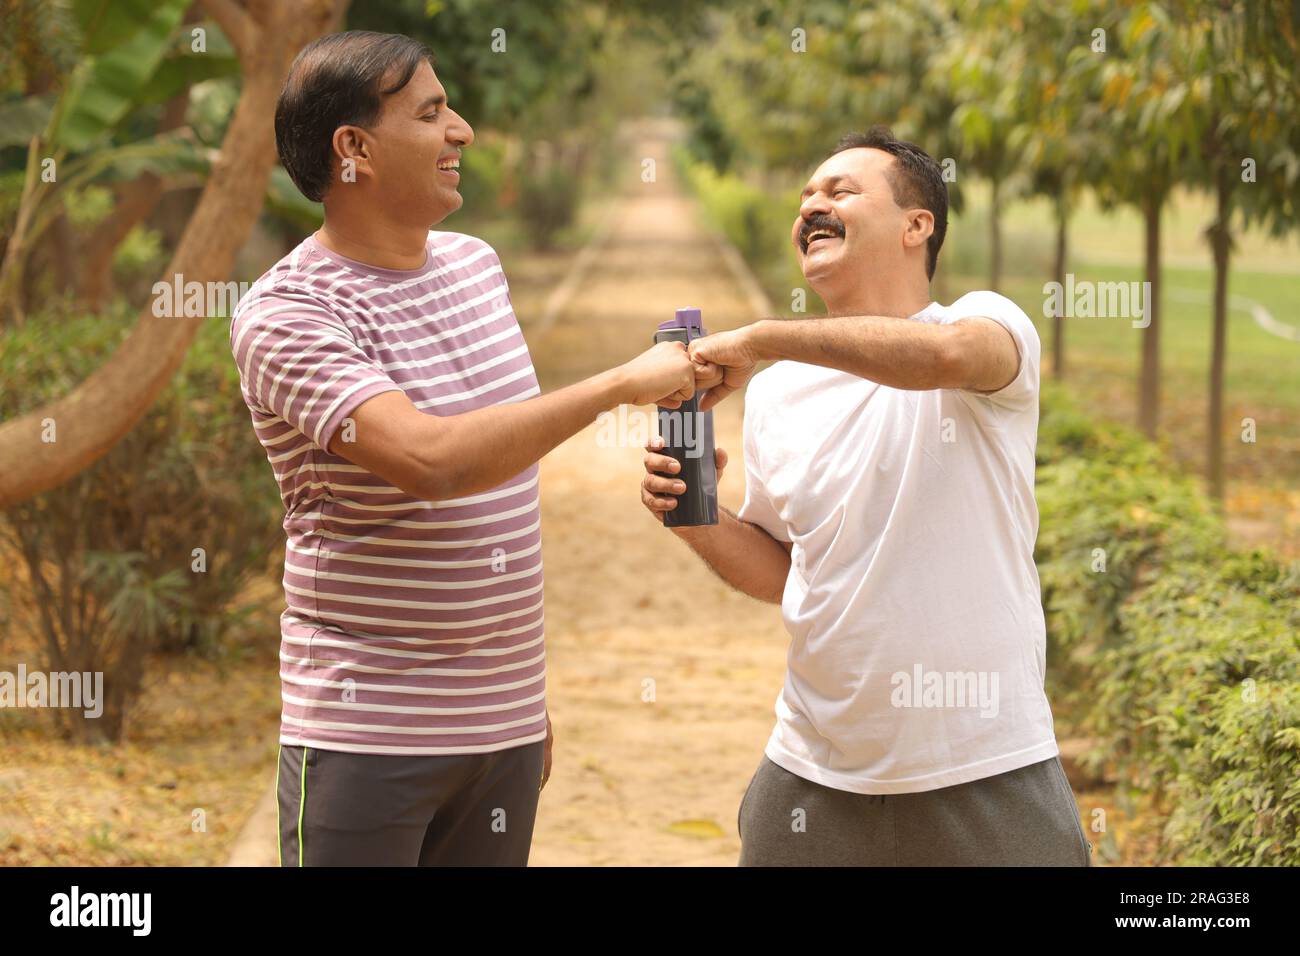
xmin=799 ymin=191 xmax=831 ymax=221
xmin=446 ymin=107 xmax=474 ymax=149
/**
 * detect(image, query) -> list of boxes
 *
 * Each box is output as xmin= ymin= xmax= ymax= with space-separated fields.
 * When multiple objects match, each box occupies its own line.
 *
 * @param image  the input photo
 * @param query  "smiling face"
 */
xmin=791 ymin=147 xmax=931 ymax=305
xmin=331 ymin=59 xmax=474 ymax=228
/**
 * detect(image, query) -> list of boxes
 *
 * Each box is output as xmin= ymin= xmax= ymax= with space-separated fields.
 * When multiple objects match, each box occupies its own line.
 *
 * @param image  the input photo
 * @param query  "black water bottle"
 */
xmin=653 ymin=307 xmax=718 ymax=526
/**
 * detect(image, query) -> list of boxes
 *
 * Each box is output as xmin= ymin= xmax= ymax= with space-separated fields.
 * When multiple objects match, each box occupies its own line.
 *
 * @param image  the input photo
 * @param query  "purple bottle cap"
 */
xmin=657 ymin=307 xmax=705 ymax=340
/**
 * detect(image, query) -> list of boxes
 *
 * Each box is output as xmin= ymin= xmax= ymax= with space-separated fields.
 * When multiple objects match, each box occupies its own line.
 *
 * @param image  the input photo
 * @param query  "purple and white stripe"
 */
xmin=230 ymin=231 xmax=547 ymax=755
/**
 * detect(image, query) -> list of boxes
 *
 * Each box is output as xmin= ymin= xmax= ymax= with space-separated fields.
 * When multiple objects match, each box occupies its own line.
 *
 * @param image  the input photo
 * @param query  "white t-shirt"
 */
xmin=736 ymin=291 xmax=1059 ymax=794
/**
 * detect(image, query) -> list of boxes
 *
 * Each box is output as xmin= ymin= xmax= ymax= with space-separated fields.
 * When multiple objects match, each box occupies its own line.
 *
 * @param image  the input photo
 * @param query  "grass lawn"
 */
xmin=971 ymin=260 xmax=1300 ymax=557
xmin=992 ymin=264 xmax=1299 ymax=465
xmin=853 ymin=181 xmax=1300 ymax=557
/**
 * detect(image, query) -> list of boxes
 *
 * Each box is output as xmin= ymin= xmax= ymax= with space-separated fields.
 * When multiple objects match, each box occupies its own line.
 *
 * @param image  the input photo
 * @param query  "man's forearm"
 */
xmin=748 ymin=315 xmax=957 ymax=390
xmin=671 ymin=506 xmax=791 ymax=604
xmin=430 ymin=367 xmax=627 ymax=498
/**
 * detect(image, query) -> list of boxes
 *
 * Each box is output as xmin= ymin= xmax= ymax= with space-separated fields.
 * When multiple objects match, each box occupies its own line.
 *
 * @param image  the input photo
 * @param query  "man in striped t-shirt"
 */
xmin=232 ymin=31 xmax=714 ymax=866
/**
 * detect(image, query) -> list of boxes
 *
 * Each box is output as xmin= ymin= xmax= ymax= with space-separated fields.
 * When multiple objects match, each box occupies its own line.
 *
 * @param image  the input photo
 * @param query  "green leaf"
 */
xmin=55 ymin=0 xmax=192 ymax=152
xmin=0 ymin=95 xmax=55 ymax=149
xmin=266 ymin=166 xmax=324 ymax=231
xmin=71 ymin=0 xmax=172 ymax=56
xmin=74 ymin=131 xmax=214 ymax=183
xmin=138 ymin=50 xmax=241 ymax=108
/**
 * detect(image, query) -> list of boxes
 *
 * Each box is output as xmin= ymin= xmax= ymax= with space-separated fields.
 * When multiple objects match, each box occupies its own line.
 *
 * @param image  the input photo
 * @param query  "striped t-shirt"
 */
xmin=229 ymin=231 xmax=546 ymax=756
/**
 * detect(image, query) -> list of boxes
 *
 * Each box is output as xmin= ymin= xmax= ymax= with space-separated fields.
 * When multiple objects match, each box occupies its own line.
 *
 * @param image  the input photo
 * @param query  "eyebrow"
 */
xmin=415 ymin=94 xmax=446 ymax=113
xmin=801 ymin=174 xmax=859 ymax=200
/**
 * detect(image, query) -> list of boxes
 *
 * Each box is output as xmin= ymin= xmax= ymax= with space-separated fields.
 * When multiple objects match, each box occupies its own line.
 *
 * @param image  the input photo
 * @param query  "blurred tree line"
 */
xmin=666 ymin=0 xmax=1300 ymax=499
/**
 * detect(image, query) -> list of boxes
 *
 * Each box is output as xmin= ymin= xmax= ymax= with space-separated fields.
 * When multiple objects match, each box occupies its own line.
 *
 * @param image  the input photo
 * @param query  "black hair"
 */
xmin=275 ymin=31 xmax=432 ymax=202
xmin=830 ymin=126 xmax=948 ymax=280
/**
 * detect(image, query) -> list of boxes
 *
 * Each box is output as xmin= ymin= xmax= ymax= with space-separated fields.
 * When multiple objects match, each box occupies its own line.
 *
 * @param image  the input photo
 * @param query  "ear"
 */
xmin=903 ymin=208 xmax=934 ymax=251
xmin=330 ymin=125 xmax=374 ymax=190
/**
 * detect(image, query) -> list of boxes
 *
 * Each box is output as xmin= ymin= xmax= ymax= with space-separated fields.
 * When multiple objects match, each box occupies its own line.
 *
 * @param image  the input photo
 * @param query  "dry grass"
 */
xmin=0 ymin=580 xmax=282 ymax=867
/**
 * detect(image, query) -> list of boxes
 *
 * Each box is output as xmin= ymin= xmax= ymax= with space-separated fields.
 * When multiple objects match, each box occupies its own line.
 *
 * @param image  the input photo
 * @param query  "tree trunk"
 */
xmin=0 ymin=0 xmax=345 ymax=509
xmin=1052 ymin=197 xmax=1068 ymax=379
xmin=1138 ymin=195 xmax=1162 ymax=438
xmin=46 ymin=212 xmax=81 ymax=294
xmin=1207 ymin=165 xmax=1231 ymax=502
xmin=988 ymin=177 xmax=1002 ymax=293
xmin=78 ymin=176 xmax=168 ymax=310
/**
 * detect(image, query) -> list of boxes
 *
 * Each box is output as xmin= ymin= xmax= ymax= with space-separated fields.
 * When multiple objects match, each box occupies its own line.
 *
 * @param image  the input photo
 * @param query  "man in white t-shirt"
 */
xmin=640 ymin=126 xmax=1091 ymax=866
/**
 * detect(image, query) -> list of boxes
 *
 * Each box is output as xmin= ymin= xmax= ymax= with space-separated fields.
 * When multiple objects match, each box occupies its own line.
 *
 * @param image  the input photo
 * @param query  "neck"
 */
xmin=821 ymin=275 xmax=932 ymax=319
xmin=317 ymin=205 xmax=431 ymax=271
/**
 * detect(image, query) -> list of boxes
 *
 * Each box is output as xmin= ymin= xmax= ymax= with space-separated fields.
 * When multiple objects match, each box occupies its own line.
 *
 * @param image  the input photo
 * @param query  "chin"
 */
xmin=801 ymin=260 xmax=853 ymax=303
xmin=801 ymin=256 xmax=839 ymax=285
xmin=422 ymin=193 xmax=461 ymax=227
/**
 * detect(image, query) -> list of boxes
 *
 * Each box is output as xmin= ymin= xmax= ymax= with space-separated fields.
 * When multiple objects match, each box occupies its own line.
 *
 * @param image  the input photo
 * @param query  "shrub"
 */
xmin=457 ymin=136 xmax=507 ymax=218
xmin=517 ymin=140 xmax=585 ymax=251
xmin=1036 ymin=386 xmax=1300 ymax=864
xmin=1035 ymin=386 xmax=1224 ymax=707
xmin=0 ymin=302 xmax=281 ymax=743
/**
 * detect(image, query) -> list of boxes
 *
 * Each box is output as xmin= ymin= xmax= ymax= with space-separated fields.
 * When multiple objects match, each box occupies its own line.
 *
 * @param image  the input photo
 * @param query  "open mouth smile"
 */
xmin=804 ymin=229 xmax=842 ymax=251
xmin=800 ymin=220 xmax=845 ymax=253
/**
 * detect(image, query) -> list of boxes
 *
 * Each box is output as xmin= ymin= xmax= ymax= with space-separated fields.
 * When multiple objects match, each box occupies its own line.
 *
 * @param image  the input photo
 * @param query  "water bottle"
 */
xmin=653 ymin=307 xmax=718 ymax=527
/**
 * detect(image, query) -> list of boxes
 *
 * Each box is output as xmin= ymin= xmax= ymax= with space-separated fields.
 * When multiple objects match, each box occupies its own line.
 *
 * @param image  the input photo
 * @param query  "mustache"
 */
xmin=798 ymin=213 xmax=846 ymax=252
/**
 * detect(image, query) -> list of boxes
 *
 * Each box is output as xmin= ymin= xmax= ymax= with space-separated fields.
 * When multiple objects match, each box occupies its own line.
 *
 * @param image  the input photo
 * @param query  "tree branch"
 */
xmin=200 ymin=0 xmax=258 ymax=60
xmin=0 ymin=0 xmax=345 ymax=508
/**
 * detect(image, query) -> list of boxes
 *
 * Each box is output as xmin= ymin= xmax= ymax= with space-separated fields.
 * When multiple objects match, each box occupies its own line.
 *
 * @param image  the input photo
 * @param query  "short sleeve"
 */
xmin=735 ymin=392 xmax=791 ymax=543
xmin=951 ymin=291 xmax=1040 ymax=410
xmin=230 ymin=295 xmax=402 ymax=451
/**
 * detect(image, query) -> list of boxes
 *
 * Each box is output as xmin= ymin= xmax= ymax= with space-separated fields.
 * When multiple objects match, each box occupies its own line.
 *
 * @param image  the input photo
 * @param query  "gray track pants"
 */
xmin=738 ymin=754 xmax=1093 ymax=866
xmin=277 ymin=741 xmax=545 ymax=866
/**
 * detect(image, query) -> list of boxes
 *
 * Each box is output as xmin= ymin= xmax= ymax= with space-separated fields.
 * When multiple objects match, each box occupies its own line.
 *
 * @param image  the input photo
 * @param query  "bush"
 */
xmin=1036 ymin=386 xmax=1300 ymax=864
xmin=517 ymin=140 xmax=585 ymax=251
xmin=457 ymin=136 xmax=508 ymax=218
xmin=0 ymin=302 xmax=282 ymax=743
xmin=1035 ymin=386 xmax=1224 ymax=706
xmin=1099 ymin=557 xmax=1300 ymax=864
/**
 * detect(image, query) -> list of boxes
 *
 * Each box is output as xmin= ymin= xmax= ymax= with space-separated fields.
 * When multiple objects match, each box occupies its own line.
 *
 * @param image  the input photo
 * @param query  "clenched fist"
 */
xmin=618 ymin=341 xmax=697 ymax=407
xmin=686 ymin=325 xmax=761 ymax=411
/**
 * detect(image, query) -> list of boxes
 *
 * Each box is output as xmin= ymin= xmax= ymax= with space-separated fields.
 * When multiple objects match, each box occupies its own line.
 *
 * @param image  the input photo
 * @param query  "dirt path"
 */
xmin=525 ymin=120 xmax=787 ymax=866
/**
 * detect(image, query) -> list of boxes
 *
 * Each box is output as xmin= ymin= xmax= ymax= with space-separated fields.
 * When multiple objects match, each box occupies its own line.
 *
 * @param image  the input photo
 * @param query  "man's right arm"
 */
xmin=674 ymin=507 xmax=791 ymax=605
xmin=332 ymin=341 xmax=704 ymax=502
xmin=641 ymin=440 xmax=791 ymax=604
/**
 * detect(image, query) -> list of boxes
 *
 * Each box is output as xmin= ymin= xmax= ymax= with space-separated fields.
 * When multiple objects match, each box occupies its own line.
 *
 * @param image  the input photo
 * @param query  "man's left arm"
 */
xmin=689 ymin=314 xmax=1021 ymax=410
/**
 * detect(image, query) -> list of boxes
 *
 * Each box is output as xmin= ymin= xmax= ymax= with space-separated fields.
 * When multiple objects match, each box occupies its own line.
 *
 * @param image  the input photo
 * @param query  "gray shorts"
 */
xmin=738 ymin=754 xmax=1093 ymax=866
xmin=276 ymin=741 xmax=545 ymax=866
